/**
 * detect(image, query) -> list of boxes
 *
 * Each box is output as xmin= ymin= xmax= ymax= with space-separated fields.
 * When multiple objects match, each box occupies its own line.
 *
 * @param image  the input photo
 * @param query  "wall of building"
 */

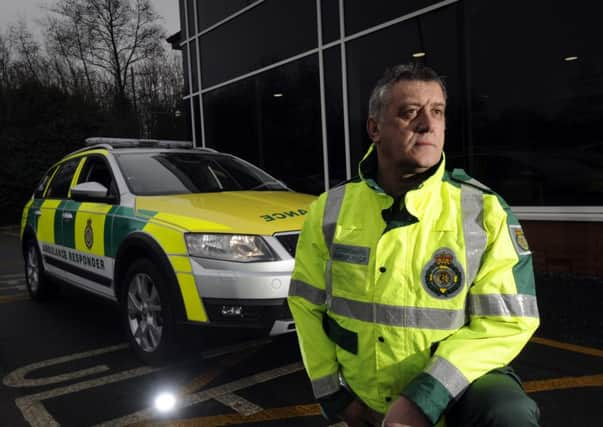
xmin=177 ymin=0 xmax=603 ymax=275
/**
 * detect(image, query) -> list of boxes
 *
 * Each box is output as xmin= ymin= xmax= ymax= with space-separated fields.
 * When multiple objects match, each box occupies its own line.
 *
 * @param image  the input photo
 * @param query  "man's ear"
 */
xmin=366 ymin=117 xmax=380 ymax=143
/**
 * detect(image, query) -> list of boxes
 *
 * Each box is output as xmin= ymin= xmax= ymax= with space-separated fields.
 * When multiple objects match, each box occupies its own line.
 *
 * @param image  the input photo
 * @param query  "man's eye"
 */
xmin=401 ymin=109 xmax=417 ymax=119
xmin=433 ymin=109 xmax=444 ymax=116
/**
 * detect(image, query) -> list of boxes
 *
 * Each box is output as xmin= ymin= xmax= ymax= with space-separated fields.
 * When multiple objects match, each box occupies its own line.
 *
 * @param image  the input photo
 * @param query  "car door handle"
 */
xmin=62 ymin=212 xmax=73 ymax=220
xmin=34 ymin=210 xmax=42 ymax=217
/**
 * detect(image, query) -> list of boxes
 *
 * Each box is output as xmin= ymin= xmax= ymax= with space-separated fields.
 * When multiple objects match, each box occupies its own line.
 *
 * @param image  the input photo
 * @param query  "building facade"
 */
xmin=176 ymin=0 xmax=603 ymax=275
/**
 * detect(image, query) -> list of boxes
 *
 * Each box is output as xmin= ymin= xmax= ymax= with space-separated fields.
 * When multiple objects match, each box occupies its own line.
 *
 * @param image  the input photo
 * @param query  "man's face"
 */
xmin=367 ymin=80 xmax=446 ymax=176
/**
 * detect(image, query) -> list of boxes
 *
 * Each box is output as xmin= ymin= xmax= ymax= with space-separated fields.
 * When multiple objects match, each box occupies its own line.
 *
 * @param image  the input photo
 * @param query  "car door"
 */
xmin=38 ymin=157 xmax=83 ymax=280
xmin=65 ymin=155 xmax=119 ymax=298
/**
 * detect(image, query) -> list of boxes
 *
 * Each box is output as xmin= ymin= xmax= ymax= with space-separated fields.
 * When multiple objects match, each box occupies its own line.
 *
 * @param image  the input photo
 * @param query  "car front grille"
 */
xmin=274 ymin=232 xmax=299 ymax=257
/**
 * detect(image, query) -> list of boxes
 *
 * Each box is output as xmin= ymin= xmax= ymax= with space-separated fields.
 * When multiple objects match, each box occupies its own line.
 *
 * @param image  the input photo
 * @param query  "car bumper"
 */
xmin=189 ymin=256 xmax=296 ymax=333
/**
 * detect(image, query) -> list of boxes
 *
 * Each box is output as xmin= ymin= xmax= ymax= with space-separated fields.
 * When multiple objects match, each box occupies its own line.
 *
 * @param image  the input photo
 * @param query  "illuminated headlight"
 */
xmin=185 ymin=234 xmax=278 ymax=262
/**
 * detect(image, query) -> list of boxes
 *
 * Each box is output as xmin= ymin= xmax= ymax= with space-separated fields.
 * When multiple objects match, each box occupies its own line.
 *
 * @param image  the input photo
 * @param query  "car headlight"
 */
xmin=185 ymin=233 xmax=278 ymax=262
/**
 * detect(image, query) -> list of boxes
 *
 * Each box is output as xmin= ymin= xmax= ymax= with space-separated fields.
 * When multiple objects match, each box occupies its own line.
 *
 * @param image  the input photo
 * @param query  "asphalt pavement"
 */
xmin=0 ymin=226 xmax=601 ymax=427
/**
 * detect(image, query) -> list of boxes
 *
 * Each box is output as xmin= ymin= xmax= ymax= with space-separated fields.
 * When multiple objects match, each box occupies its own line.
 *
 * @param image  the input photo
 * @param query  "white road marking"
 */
xmin=9 ymin=340 xmax=294 ymax=427
xmin=214 ymin=393 xmax=264 ymax=416
xmin=15 ymin=366 xmax=161 ymax=427
xmin=96 ymin=362 xmax=304 ymax=427
xmin=0 ymin=273 xmax=25 ymax=279
xmin=3 ymin=344 xmax=128 ymax=387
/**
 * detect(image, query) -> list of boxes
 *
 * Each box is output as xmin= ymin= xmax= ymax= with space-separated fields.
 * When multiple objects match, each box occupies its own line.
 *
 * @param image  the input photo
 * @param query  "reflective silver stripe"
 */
xmin=332 ymin=243 xmax=370 ymax=265
xmin=288 ymin=279 xmax=326 ymax=305
xmin=323 ymin=185 xmax=346 ymax=251
xmin=311 ymin=372 xmax=340 ymax=398
xmin=470 ymin=294 xmax=539 ymax=318
xmin=330 ymin=296 xmax=466 ymax=330
xmin=323 ymin=185 xmax=346 ymax=308
xmin=325 ymin=258 xmax=334 ymax=307
xmin=426 ymin=356 xmax=469 ymax=398
xmin=461 ymin=184 xmax=487 ymax=286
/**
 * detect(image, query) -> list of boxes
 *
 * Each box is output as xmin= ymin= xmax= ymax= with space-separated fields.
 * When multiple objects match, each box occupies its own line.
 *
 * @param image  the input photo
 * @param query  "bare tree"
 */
xmin=134 ymin=50 xmax=183 ymax=137
xmin=7 ymin=21 xmax=47 ymax=85
xmin=45 ymin=3 xmax=96 ymax=95
xmin=47 ymin=0 xmax=164 ymax=106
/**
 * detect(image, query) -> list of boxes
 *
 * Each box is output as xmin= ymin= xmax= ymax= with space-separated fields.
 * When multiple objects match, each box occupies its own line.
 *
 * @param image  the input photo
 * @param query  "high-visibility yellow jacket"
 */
xmin=288 ymin=145 xmax=539 ymax=424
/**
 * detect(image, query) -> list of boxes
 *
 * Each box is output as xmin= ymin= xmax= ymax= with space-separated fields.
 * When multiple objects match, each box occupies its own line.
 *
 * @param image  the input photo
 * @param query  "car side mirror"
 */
xmin=71 ymin=182 xmax=114 ymax=203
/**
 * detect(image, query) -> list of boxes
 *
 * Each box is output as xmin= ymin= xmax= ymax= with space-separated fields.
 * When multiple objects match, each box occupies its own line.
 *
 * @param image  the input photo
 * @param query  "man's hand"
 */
xmin=341 ymin=398 xmax=384 ymax=427
xmin=382 ymin=396 xmax=431 ymax=427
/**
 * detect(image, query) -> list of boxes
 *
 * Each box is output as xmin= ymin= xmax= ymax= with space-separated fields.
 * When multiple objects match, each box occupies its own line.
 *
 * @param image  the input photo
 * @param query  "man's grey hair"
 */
xmin=368 ymin=63 xmax=447 ymax=121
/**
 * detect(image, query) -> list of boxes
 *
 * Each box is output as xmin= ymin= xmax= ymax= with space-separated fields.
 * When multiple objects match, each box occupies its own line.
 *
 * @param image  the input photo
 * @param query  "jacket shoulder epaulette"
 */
xmin=449 ymin=168 xmax=492 ymax=193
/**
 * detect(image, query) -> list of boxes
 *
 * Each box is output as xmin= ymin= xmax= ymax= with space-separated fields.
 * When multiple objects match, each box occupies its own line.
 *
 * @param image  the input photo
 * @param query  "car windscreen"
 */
xmin=114 ymin=152 xmax=288 ymax=195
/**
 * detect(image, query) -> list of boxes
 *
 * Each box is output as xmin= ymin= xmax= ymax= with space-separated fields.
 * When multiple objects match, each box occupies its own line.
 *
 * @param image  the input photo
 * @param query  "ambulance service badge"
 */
xmin=422 ymin=248 xmax=464 ymax=298
xmin=509 ymin=224 xmax=530 ymax=256
xmin=84 ymin=218 xmax=94 ymax=249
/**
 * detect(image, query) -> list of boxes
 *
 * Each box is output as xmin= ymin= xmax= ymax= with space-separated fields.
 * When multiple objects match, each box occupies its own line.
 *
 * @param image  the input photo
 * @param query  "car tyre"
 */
xmin=121 ymin=258 xmax=178 ymax=365
xmin=24 ymin=239 xmax=56 ymax=301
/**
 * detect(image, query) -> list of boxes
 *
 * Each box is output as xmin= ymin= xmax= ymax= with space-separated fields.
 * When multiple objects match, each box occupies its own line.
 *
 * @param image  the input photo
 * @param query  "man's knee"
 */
xmin=447 ymin=369 xmax=540 ymax=427
xmin=484 ymin=392 xmax=540 ymax=426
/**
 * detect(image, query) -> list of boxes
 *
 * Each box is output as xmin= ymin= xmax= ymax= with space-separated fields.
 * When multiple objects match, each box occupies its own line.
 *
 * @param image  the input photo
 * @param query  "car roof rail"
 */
xmin=69 ymin=143 xmax=114 ymax=156
xmin=84 ymin=137 xmax=194 ymax=149
xmin=194 ymin=146 xmax=219 ymax=153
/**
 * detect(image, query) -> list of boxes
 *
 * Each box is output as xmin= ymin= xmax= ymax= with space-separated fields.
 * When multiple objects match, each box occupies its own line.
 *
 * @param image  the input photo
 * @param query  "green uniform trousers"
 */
xmin=446 ymin=367 xmax=540 ymax=427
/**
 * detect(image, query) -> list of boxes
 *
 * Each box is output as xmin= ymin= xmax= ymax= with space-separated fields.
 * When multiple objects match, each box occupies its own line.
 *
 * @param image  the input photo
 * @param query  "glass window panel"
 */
xmin=196 ymin=0 xmax=253 ymax=33
xmin=182 ymin=43 xmax=190 ymax=95
xmin=344 ymin=0 xmax=441 ymax=36
xmin=179 ymin=0 xmax=187 ymax=39
xmin=321 ymin=0 xmax=340 ymax=44
xmin=46 ymin=159 xmax=80 ymax=199
xmin=192 ymin=95 xmax=202 ymax=146
xmin=346 ymin=4 xmax=461 ymax=169
xmin=200 ymin=0 xmax=317 ymax=88
xmin=203 ymin=55 xmax=324 ymax=195
xmin=324 ymin=46 xmax=346 ymax=186
xmin=190 ymin=40 xmax=198 ymax=93
xmin=466 ymin=0 xmax=603 ymax=206
xmin=186 ymin=0 xmax=196 ymax=36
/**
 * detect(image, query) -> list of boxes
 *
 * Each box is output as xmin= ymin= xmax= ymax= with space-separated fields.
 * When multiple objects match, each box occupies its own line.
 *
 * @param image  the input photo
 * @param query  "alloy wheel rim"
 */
xmin=27 ymin=246 xmax=39 ymax=293
xmin=126 ymin=273 xmax=163 ymax=352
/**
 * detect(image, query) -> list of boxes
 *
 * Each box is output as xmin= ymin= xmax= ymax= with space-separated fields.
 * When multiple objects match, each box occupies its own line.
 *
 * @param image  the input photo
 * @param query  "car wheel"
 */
xmin=121 ymin=258 xmax=178 ymax=365
xmin=24 ymin=239 xmax=55 ymax=300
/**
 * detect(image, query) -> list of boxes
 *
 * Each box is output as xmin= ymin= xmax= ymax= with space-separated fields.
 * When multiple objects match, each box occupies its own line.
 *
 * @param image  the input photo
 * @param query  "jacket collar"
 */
xmin=358 ymin=144 xmax=454 ymax=231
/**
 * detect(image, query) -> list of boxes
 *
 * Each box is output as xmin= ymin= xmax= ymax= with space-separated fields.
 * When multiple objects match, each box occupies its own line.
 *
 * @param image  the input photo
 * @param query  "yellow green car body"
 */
xmin=21 ymin=138 xmax=315 ymax=363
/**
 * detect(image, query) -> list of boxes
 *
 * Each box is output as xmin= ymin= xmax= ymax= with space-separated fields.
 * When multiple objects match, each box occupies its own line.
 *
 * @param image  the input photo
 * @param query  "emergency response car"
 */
xmin=21 ymin=138 xmax=315 ymax=364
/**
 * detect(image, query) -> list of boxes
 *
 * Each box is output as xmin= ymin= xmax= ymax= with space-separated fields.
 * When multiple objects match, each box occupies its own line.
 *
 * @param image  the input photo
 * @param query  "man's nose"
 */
xmin=414 ymin=109 xmax=435 ymax=133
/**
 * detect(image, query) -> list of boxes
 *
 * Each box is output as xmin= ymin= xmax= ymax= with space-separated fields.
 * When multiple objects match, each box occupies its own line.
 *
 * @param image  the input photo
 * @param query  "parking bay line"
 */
xmin=97 ymin=362 xmax=304 ymax=427
xmin=137 ymin=403 xmax=323 ymax=427
xmin=530 ymin=336 xmax=603 ymax=358
xmin=0 ymin=294 xmax=29 ymax=303
xmin=524 ymin=374 xmax=603 ymax=393
xmin=15 ymin=366 xmax=161 ymax=427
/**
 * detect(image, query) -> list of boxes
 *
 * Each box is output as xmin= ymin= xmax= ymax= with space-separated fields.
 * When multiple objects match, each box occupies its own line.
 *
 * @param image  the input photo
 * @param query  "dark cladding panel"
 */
xmin=203 ymin=55 xmax=324 ymax=195
xmin=200 ymin=0 xmax=317 ymax=88
xmin=346 ymin=4 xmax=461 ymax=170
xmin=344 ymin=0 xmax=441 ymax=36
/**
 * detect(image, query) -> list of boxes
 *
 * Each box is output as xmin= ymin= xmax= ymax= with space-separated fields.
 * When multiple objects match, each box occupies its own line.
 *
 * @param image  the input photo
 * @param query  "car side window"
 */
xmin=77 ymin=156 xmax=117 ymax=196
xmin=34 ymin=167 xmax=57 ymax=198
xmin=45 ymin=158 xmax=80 ymax=199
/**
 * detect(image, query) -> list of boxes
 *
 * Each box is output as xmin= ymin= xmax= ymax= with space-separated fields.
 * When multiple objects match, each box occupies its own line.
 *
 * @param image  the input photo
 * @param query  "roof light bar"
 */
xmin=85 ymin=137 xmax=193 ymax=149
